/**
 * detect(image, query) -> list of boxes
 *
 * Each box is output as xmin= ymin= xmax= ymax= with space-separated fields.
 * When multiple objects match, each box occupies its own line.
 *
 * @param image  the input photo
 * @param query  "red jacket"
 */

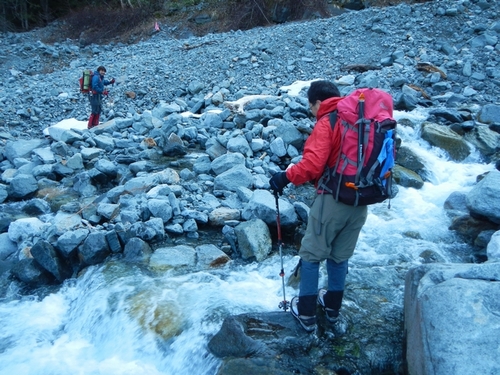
xmin=285 ymin=96 xmax=343 ymax=187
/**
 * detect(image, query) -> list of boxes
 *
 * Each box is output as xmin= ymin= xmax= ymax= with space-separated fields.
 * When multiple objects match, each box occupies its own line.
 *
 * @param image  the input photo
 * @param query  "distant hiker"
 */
xmin=270 ymin=80 xmax=362 ymax=332
xmin=88 ymin=66 xmax=114 ymax=129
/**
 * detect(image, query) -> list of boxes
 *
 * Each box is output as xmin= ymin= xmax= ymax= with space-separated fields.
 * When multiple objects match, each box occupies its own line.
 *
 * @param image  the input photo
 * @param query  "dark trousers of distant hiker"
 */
xmin=88 ymin=93 xmax=102 ymax=129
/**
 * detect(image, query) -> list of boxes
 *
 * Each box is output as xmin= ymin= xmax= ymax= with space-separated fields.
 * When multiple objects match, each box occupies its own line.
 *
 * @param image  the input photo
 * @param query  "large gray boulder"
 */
xmin=7 ymin=174 xmax=38 ymax=198
xmin=30 ymin=240 xmax=72 ymax=282
xmin=464 ymin=125 xmax=500 ymax=158
xmin=213 ymin=165 xmax=254 ymax=192
xmin=0 ymin=233 xmax=17 ymax=260
xmin=396 ymin=145 xmax=429 ymax=180
xmin=211 ymin=152 xmax=246 ymax=175
xmin=208 ymin=207 xmax=241 ymax=226
xmin=78 ymin=232 xmax=111 ymax=266
xmin=226 ymin=136 xmax=253 ymax=157
xmin=149 ymin=245 xmax=196 ymax=271
xmin=477 ymin=103 xmax=500 ymax=124
xmin=195 ymin=244 xmax=231 ymax=269
xmin=4 ymin=139 xmax=49 ymax=163
xmin=271 ymin=119 xmax=304 ymax=149
xmin=420 ymin=122 xmax=471 ymax=161
xmin=466 ymin=170 xmax=500 ymax=224
xmin=393 ymin=165 xmax=425 ymax=189
xmin=487 ymin=231 xmax=500 ymax=260
xmin=234 ymin=218 xmax=272 ymax=261
xmin=56 ymin=228 xmax=89 ymax=257
xmin=404 ymin=263 xmax=500 ymax=375
xmin=11 ymin=258 xmax=54 ymax=286
xmin=8 ymin=217 xmax=45 ymax=244
xmin=241 ymin=189 xmax=298 ymax=227
xmin=123 ymin=237 xmax=151 ymax=262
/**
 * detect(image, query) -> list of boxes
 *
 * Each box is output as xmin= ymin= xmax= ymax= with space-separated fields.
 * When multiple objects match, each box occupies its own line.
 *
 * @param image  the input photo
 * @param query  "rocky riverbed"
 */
xmin=0 ymin=0 xmax=499 ymax=374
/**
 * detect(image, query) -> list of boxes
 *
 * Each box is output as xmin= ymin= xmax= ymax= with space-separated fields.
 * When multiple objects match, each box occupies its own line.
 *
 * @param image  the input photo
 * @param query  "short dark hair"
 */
xmin=307 ymin=80 xmax=340 ymax=104
xmin=97 ymin=66 xmax=106 ymax=72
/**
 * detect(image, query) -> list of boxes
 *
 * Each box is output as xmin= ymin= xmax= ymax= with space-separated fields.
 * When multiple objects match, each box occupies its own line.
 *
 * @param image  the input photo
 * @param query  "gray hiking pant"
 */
xmin=299 ymin=193 xmax=367 ymax=264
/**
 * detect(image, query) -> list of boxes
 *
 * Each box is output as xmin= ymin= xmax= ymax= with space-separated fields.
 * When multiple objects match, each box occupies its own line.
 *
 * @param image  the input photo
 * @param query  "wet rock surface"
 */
xmin=0 ymin=0 xmax=500 ymax=373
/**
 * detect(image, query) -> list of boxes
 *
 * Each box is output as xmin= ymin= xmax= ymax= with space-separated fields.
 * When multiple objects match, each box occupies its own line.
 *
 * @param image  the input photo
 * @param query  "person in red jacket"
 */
xmin=88 ymin=66 xmax=115 ymax=129
xmin=269 ymin=80 xmax=368 ymax=332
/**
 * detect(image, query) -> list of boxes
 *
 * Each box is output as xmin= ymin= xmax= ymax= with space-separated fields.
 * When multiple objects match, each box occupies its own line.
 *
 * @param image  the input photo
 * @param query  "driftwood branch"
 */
xmin=181 ymin=41 xmax=217 ymax=50
xmin=407 ymin=84 xmax=431 ymax=99
xmin=341 ymin=64 xmax=381 ymax=72
xmin=416 ymin=62 xmax=447 ymax=79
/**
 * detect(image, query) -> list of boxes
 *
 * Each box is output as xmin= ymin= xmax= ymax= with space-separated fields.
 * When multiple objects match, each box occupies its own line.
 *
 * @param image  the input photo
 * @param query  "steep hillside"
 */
xmin=39 ymin=0 xmax=418 ymax=45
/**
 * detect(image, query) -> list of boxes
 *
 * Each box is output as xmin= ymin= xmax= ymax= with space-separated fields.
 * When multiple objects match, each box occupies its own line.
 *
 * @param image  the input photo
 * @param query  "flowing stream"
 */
xmin=0 ymin=108 xmax=494 ymax=375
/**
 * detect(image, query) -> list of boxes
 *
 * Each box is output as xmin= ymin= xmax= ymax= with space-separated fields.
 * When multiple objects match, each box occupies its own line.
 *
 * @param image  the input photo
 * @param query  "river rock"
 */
xmin=420 ymin=122 xmax=471 ymax=161
xmin=149 ymin=245 xmax=196 ymax=270
xmin=147 ymin=199 xmax=173 ymax=223
xmin=11 ymin=258 xmax=54 ymax=286
xmin=466 ymin=170 xmax=500 ymax=224
xmin=213 ymin=165 xmax=254 ymax=191
xmin=56 ymin=228 xmax=90 ymax=257
xmin=7 ymin=174 xmax=38 ymax=199
xmin=464 ymin=125 xmax=500 ymax=159
xmin=443 ymin=191 xmax=468 ymax=218
xmin=78 ymin=231 xmax=110 ymax=266
xmin=4 ymin=139 xmax=49 ymax=163
xmin=208 ymin=207 xmax=241 ymax=226
xmin=392 ymin=165 xmax=425 ymax=189
xmin=404 ymin=263 xmax=500 ymax=375
xmin=242 ymin=190 xmax=297 ymax=226
xmin=123 ymin=237 xmax=152 ymax=262
xmin=196 ymin=244 xmax=231 ymax=268
xmin=272 ymin=120 xmax=304 ymax=149
xmin=234 ymin=219 xmax=272 ymax=262
xmin=211 ymin=153 xmax=246 ymax=175
xmin=8 ymin=217 xmax=45 ymax=244
xmin=1 ymin=0 xmax=500 ymax=372
xmin=486 ymin=231 xmax=500 ymax=260
xmin=477 ymin=104 xmax=500 ymax=124
xmin=448 ymin=214 xmax=498 ymax=245
xmin=396 ymin=145 xmax=428 ymax=181
xmin=0 ymin=233 xmax=17 ymax=260
xmin=30 ymin=239 xmax=72 ymax=282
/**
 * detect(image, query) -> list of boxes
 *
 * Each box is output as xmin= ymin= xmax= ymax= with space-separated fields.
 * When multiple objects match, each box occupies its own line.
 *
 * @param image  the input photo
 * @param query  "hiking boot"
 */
xmin=290 ymin=296 xmax=317 ymax=332
xmin=318 ymin=289 xmax=340 ymax=323
xmin=87 ymin=114 xmax=95 ymax=129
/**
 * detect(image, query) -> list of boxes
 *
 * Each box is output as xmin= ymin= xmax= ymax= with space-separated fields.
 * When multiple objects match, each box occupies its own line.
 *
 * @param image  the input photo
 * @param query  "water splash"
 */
xmin=0 ymin=107 xmax=494 ymax=374
xmin=0 ymin=256 xmax=300 ymax=375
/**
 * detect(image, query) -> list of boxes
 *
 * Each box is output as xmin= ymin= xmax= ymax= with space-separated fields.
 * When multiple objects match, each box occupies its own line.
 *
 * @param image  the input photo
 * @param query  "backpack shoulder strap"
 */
xmin=316 ymin=110 xmax=340 ymax=198
xmin=329 ymin=111 xmax=338 ymax=131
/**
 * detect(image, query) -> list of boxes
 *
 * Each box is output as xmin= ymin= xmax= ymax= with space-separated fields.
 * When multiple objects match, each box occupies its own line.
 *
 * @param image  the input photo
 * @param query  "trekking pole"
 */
xmin=274 ymin=191 xmax=289 ymax=311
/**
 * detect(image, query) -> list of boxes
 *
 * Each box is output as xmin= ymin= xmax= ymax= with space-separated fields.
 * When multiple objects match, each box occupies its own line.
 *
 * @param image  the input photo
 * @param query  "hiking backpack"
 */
xmin=79 ymin=69 xmax=94 ymax=93
xmin=319 ymin=88 xmax=398 ymax=206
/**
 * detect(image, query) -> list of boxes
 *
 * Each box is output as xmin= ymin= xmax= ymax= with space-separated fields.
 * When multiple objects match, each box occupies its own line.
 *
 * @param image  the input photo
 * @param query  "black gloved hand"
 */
xmin=110 ymin=78 xmax=115 ymax=84
xmin=269 ymin=171 xmax=290 ymax=196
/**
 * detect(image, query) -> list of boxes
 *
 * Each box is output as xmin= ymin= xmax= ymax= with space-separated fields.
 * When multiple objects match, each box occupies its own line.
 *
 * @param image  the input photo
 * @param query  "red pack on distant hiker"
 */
xmin=319 ymin=88 xmax=398 ymax=206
